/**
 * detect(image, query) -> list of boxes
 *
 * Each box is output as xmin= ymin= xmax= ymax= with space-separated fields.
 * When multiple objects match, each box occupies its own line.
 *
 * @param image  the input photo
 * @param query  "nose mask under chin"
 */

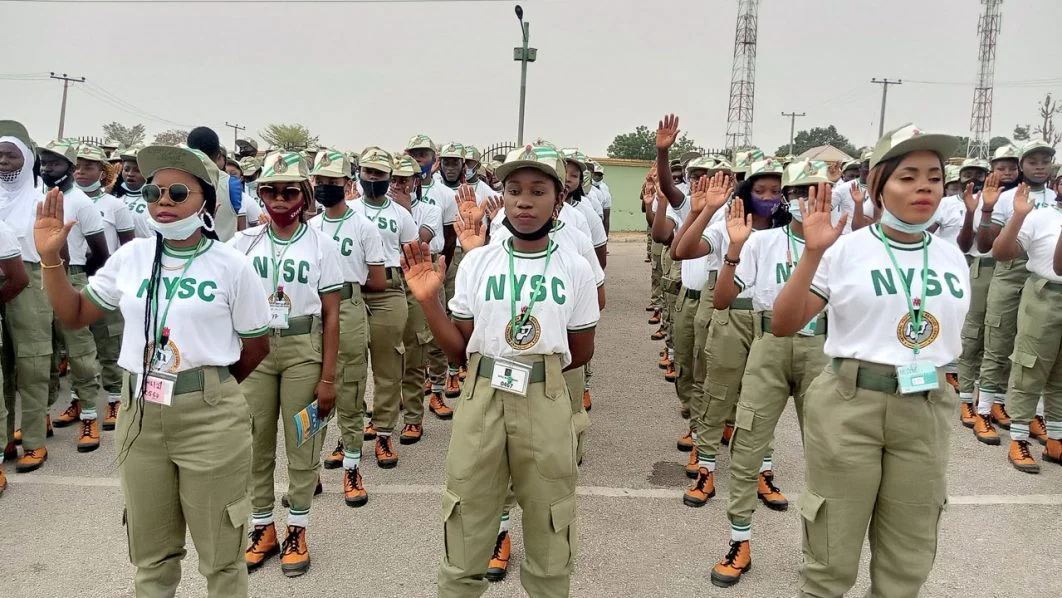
xmin=0 ymin=170 xmax=19 ymax=184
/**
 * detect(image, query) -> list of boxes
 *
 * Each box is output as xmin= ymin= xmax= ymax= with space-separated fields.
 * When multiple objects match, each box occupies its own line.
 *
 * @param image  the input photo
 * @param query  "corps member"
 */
xmin=233 ymin=152 xmax=343 ymax=577
xmin=351 ymin=147 xmax=418 ymax=467
xmin=403 ymin=143 xmax=598 ymax=598
xmin=0 ymin=219 xmax=27 ymax=492
xmin=772 ymin=124 xmax=968 ymax=597
xmin=37 ymin=144 xmax=271 ymax=597
xmin=115 ymin=146 xmax=154 ymax=239
xmin=830 ymin=148 xmax=874 ymax=233
xmin=309 ymin=149 xmax=387 ymax=507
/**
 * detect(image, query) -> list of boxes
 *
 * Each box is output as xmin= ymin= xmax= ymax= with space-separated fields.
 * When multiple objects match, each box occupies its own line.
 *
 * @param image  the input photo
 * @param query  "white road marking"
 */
xmin=9 ymin=475 xmax=1062 ymax=505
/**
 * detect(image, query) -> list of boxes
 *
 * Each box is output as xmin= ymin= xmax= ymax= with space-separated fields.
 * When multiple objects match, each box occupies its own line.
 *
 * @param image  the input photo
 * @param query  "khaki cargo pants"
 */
xmin=727 ymin=313 xmax=827 ymax=528
xmin=672 ymin=285 xmax=701 ymax=413
xmin=427 ymin=247 xmax=465 ymax=389
xmin=243 ymin=319 xmax=324 ymax=517
xmin=90 ymin=308 xmax=125 ymax=399
xmin=649 ymin=238 xmax=663 ymax=308
xmin=800 ymin=358 xmax=954 ymax=598
xmin=438 ymin=354 xmax=578 ymax=598
xmin=49 ymin=269 xmax=101 ymax=412
xmin=2 ymin=263 xmax=53 ymax=450
xmin=364 ymin=269 xmax=408 ymax=434
xmin=660 ymin=250 xmax=680 ymax=352
xmin=118 ymin=366 xmax=252 ymax=598
xmin=692 ymin=302 xmax=755 ymax=462
xmin=1005 ymin=276 xmax=1062 ymax=433
xmin=957 ymin=256 xmax=995 ymax=398
xmin=978 ymin=256 xmax=1028 ymax=399
xmin=402 ymin=285 xmax=434 ymax=425
xmin=335 ymin=284 xmax=369 ymax=454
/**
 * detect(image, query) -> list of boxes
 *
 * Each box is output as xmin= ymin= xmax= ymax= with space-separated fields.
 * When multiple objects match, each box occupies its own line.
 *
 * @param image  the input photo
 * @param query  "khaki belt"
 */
xmin=1045 ymin=281 xmax=1062 ymax=292
xmin=831 ymin=358 xmax=902 ymax=394
xmin=133 ymin=366 xmax=232 ymax=396
xmin=272 ymin=315 xmax=314 ymax=337
xmin=762 ymin=313 xmax=828 ymax=336
xmin=340 ymin=282 xmax=357 ymax=300
xmin=684 ymin=287 xmax=701 ymax=300
xmin=477 ymin=356 xmax=547 ymax=384
xmin=385 ymin=267 xmax=400 ymax=280
xmin=730 ymin=297 xmax=753 ymax=310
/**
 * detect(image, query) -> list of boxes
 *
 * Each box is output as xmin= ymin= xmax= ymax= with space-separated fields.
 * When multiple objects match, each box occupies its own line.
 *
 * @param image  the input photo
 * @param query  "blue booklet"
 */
xmin=294 ymin=400 xmax=334 ymax=448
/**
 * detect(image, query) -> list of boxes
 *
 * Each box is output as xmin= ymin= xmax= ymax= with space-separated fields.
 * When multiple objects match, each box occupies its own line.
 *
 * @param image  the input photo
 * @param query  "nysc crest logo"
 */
xmin=895 ymin=298 xmax=940 ymax=350
xmin=505 ymin=307 xmax=542 ymax=350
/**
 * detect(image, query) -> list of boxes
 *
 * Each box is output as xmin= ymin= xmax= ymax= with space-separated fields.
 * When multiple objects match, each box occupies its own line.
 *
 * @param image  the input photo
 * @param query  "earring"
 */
xmin=202 ymin=212 xmax=216 ymax=232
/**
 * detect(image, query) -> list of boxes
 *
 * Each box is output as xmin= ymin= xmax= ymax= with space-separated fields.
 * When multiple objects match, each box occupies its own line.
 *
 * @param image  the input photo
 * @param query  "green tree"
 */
xmin=101 ymin=121 xmax=146 ymax=147
xmin=989 ymin=136 xmax=1012 ymax=152
xmin=260 ymin=123 xmax=318 ymax=151
xmin=607 ymin=126 xmax=703 ymax=160
xmin=1013 ymin=124 xmax=1031 ymax=142
xmin=775 ymin=125 xmax=857 ymax=157
xmin=152 ymin=129 xmax=188 ymax=146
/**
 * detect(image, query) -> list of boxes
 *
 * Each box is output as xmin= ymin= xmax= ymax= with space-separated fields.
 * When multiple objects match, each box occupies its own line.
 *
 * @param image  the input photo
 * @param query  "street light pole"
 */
xmin=514 ymin=5 xmax=537 ymax=146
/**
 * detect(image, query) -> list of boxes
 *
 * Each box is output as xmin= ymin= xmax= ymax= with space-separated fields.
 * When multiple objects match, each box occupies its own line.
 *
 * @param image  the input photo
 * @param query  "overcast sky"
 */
xmin=3 ymin=0 xmax=1060 ymax=157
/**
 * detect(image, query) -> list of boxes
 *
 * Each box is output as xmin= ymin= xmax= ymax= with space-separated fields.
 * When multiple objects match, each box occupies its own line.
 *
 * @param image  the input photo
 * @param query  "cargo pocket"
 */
xmin=416 ymin=328 xmax=434 ymax=346
xmin=547 ymin=493 xmax=578 ymax=573
xmin=1010 ymin=350 xmax=1038 ymax=389
xmin=214 ymin=496 xmax=251 ymax=569
xmin=983 ymin=311 xmax=1002 ymax=330
xmin=15 ymin=340 xmax=52 ymax=358
xmin=960 ymin=319 xmax=982 ymax=342
xmin=106 ymin=320 xmax=124 ymax=337
xmin=440 ymin=489 xmax=467 ymax=570
xmin=531 ymin=392 xmax=577 ymax=480
xmin=800 ymin=491 xmax=828 ymax=565
xmin=309 ymin=318 xmax=324 ymax=355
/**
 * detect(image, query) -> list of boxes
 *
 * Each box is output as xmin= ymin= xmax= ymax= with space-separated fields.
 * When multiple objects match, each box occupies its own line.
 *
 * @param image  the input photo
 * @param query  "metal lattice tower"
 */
xmin=967 ymin=0 xmax=1003 ymax=159
xmin=725 ymin=0 xmax=760 ymax=150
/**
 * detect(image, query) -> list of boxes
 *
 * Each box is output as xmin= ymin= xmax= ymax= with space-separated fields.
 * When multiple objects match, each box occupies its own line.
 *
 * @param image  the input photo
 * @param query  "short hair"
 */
xmin=187 ymin=127 xmax=222 ymax=160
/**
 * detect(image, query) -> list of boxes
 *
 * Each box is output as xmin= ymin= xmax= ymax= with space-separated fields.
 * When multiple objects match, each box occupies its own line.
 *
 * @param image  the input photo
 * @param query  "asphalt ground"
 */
xmin=2 ymin=236 xmax=1061 ymax=597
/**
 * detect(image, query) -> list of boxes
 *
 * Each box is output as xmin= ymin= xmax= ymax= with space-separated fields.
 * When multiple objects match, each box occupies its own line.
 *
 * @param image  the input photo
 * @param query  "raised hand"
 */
xmin=484 ymin=195 xmax=504 ymax=222
xmin=725 ymin=194 xmax=753 ymax=246
xmin=800 ymin=182 xmax=844 ymax=252
xmin=456 ymin=184 xmax=484 ymax=224
xmin=656 ymin=114 xmax=680 ymax=151
xmin=400 ymin=241 xmax=445 ymax=302
xmin=704 ymin=171 xmax=733 ymax=212
xmin=981 ymin=172 xmax=1002 ymax=210
xmin=34 ymin=187 xmax=75 ymax=261
xmin=1013 ymin=182 xmax=1034 ymax=217
xmin=962 ymin=182 xmax=979 ymax=213
xmin=642 ymin=181 xmax=657 ymax=211
xmin=827 ymin=162 xmax=842 ymax=182
xmin=455 ymin=211 xmax=487 ymax=251
xmin=851 ymin=181 xmax=866 ymax=205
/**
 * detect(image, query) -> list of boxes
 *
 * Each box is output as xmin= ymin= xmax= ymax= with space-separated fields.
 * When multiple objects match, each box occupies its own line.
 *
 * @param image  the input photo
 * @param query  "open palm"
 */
xmin=800 ymin=183 xmax=844 ymax=252
xmin=455 ymin=215 xmax=487 ymax=251
xmin=401 ymin=241 xmax=445 ymax=302
xmin=34 ymin=187 xmax=74 ymax=260
xmin=656 ymin=114 xmax=680 ymax=150
xmin=726 ymin=197 xmax=753 ymax=245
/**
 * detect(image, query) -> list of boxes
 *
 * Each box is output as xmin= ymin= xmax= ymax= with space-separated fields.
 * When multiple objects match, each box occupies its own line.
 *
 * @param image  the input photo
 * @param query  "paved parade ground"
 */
xmin=2 ymin=238 xmax=1061 ymax=598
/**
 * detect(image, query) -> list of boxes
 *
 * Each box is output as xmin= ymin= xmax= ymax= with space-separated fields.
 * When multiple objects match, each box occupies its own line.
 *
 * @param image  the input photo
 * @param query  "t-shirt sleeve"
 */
xmin=231 ymin=258 xmax=271 ymax=338
xmin=441 ymin=194 xmax=458 ymax=226
xmin=317 ymin=235 xmax=345 ymax=294
xmin=810 ymin=243 xmax=834 ymax=302
xmin=398 ymin=210 xmax=419 ymax=244
xmin=85 ymin=245 xmax=124 ymax=311
xmin=77 ymin=200 xmax=105 ymax=235
xmin=1016 ymin=212 xmax=1038 ymax=250
xmin=584 ymin=206 xmax=608 ymax=247
xmin=733 ymin=240 xmax=757 ymax=291
xmin=991 ymin=194 xmax=1012 ymax=226
xmin=0 ymin=222 xmax=22 ymax=259
xmin=566 ymin=259 xmax=601 ymax=332
xmin=359 ymin=218 xmax=386 ymax=266
xmin=448 ymin=255 xmax=475 ymax=321
xmin=113 ymin=200 xmax=135 ymax=232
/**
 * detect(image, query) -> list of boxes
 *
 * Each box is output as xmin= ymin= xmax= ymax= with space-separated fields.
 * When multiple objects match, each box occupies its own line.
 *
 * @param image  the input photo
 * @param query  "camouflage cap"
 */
xmin=236 ymin=138 xmax=258 ymax=152
xmin=136 ymin=145 xmax=220 ymax=194
xmin=685 ymin=156 xmax=716 ymax=174
xmin=310 ymin=149 xmax=350 ymax=179
xmin=746 ymin=158 xmax=784 ymax=181
xmin=990 ymin=144 xmax=1019 ymax=163
xmin=732 ymin=149 xmax=765 ymax=174
xmin=392 ymin=154 xmax=419 ymax=177
xmin=530 ymin=137 xmax=558 ymax=150
xmin=76 ymin=144 xmax=109 ymax=164
xmin=561 ymin=148 xmax=590 ymax=172
xmin=438 ymin=142 xmax=466 ymax=159
xmin=38 ymin=139 xmax=80 ymax=165
xmin=258 ymin=151 xmax=310 ymax=184
xmin=944 ymin=164 xmax=962 ymax=185
xmin=593 ymin=162 xmax=605 ymax=175
xmin=960 ymin=158 xmax=990 ymax=172
xmin=120 ymin=145 xmax=144 ymax=161
xmin=107 ymin=148 xmax=124 ymax=162
xmin=239 ymin=156 xmax=262 ymax=175
xmin=1019 ymin=139 xmax=1056 ymax=160
xmin=868 ymin=123 xmax=959 ymax=170
xmin=679 ymin=151 xmax=703 ymax=166
xmin=0 ymin=120 xmax=35 ymax=150
xmin=859 ymin=147 xmax=874 ymax=162
xmin=581 ymin=169 xmax=592 ymax=194
xmin=405 ymin=134 xmax=435 ymax=152
xmin=464 ymin=145 xmax=483 ymax=163
xmin=359 ymin=146 xmax=394 ymax=174
xmin=842 ymin=159 xmax=861 ymax=171
xmin=495 ymin=144 xmax=565 ymax=185
xmin=782 ymin=159 xmax=830 ymax=187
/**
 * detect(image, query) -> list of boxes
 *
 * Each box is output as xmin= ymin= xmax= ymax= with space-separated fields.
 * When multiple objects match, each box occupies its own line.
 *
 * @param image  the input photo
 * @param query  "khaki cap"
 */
xmin=76 ymin=144 xmax=109 ymax=164
xmin=944 ymin=165 xmax=962 ymax=185
xmin=392 ymin=155 xmax=419 ymax=177
xmin=746 ymin=158 xmax=784 ymax=180
xmin=120 ymin=145 xmax=144 ymax=161
xmin=464 ymin=145 xmax=483 ymax=163
xmin=1019 ymin=139 xmax=1056 ymax=160
xmin=310 ymin=149 xmax=350 ymax=179
xmin=495 ymin=144 xmax=565 ymax=185
xmin=732 ymin=149 xmax=765 ymax=174
xmin=868 ymin=123 xmax=959 ymax=170
xmin=236 ymin=138 xmax=258 ymax=152
xmin=562 ymin=148 xmax=590 ymax=172
xmin=405 ymin=134 xmax=435 ymax=152
xmin=359 ymin=146 xmax=394 ymax=174
xmin=39 ymin=139 xmax=80 ymax=165
xmin=239 ymin=156 xmax=262 ymax=175
xmin=960 ymin=158 xmax=990 ymax=172
xmin=0 ymin=120 xmax=35 ymax=150
xmin=258 ymin=151 xmax=310 ymax=183
xmin=136 ymin=145 xmax=220 ymax=195
xmin=990 ymin=144 xmax=1019 ymax=163
xmin=782 ymin=159 xmax=831 ymax=187
xmin=438 ymin=142 xmax=466 ymax=159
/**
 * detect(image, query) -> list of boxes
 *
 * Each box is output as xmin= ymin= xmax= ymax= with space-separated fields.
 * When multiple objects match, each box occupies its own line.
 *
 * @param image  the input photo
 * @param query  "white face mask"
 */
xmin=880 ymin=204 xmax=932 ymax=234
xmin=148 ymin=209 xmax=204 ymax=241
xmin=788 ymin=199 xmax=803 ymax=222
xmin=77 ymin=180 xmax=102 ymax=194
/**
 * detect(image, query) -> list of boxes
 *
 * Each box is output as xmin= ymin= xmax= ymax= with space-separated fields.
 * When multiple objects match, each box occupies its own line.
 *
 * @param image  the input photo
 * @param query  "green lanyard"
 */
xmin=785 ymin=225 xmax=804 ymax=268
xmin=874 ymin=224 xmax=929 ymax=356
xmin=506 ymin=239 xmax=553 ymax=334
xmin=329 ymin=208 xmax=354 ymax=241
xmin=150 ymin=239 xmax=203 ymax=346
xmin=267 ymin=225 xmax=299 ymax=292
xmin=362 ymin=199 xmax=388 ymax=223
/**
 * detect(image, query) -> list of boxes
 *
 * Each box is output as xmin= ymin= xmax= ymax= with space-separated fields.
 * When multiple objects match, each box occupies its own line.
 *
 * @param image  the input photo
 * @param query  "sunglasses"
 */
xmin=258 ymin=185 xmax=304 ymax=203
xmin=143 ymin=183 xmax=202 ymax=204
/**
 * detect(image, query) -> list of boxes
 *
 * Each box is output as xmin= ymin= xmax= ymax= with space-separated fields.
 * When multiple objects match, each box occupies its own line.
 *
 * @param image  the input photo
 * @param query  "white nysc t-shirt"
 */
xmin=45 ymin=186 xmax=105 ymax=266
xmin=930 ymin=195 xmax=966 ymax=247
xmin=490 ymin=203 xmax=592 ymax=242
xmin=734 ymin=225 xmax=813 ymax=312
xmin=490 ymin=220 xmax=605 ymax=288
xmin=308 ymin=208 xmax=386 ymax=285
xmin=349 ymin=198 xmax=419 ymax=268
xmin=1016 ymin=206 xmax=1062 ymax=283
xmin=91 ymin=192 xmax=135 ymax=253
xmin=411 ymin=199 xmax=445 ymax=255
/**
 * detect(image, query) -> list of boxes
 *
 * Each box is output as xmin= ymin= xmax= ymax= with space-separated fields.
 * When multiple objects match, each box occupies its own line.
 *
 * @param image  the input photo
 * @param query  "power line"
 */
xmin=3 ymin=0 xmax=509 ymax=3
xmin=870 ymin=78 xmax=902 ymax=139
xmin=74 ymin=85 xmax=194 ymax=128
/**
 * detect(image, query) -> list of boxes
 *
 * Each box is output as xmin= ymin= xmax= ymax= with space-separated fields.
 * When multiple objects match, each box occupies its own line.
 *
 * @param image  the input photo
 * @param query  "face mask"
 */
xmin=359 ymin=179 xmax=390 ymax=199
xmin=788 ymin=199 xmax=803 ymax=223
xmin=120 ymin=181 xmax=142 ymax=195
xmin=246 ymin=181 xmax=259 ymax=195
xmin=77 ymin=180 xmax=102 ymax=194
xmin=420 ymin=160 xmax=433 ymax=178
xmin=264 ymin=202 xmax=303 ymax=227
xmin=880 ymin=204 xmax=933 ymax=234
xmin=40 ymin=172 xmax=70 ymax=189
xmin=502 ymin=216 xmax=553 ymax=241
xmin=749 ymin=193 xmax=781 ymax=217
xmin=465 ymin=168 xmax=477 ymax=181
xmin=0 ymin=170 xmax=19 ymax=184
xmin=591 ymin=180 xmax=601 ymax=188
xmin=314 ymin=184 xmax=346 ymax=208
xmin=567 ymin=186 xmax=583 ymax=203
xmin=148 ymin=210 xmax=204 ymax=241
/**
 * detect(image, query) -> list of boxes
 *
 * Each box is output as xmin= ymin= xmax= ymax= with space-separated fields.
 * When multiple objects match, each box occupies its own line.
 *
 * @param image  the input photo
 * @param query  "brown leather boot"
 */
xmin=757 ymin=471 xmax=788 ymax=511
xmin=323 ymin=440 xmax=344 ymax=469
xmin=245 ymin=523 xmax=280 ymax=571
xmin=15 ymin=447 xmax=47 ymax=473
xmin=664 ymin=361 xmax=678 ymax=382
xmin=429 ymin=392 xmax=454 ymax=420
xmin=15 ymin=416 xmax=54 ymax=444
xmin=677 ymin=429 xmax=693 ymax=452
xmin=1044 ymin=438 xmax=1062 ymax=466
xmin=363 ymin=422 xmax=378 ymax=441
xmin=582 ymin=390 xmax=592 ymax=412
xmin=53 ymin=399 xmax=81 ymax=427
xmin=945 ymin=372 xmax=959 ymax=392
xmin=658 ymin=354 xmax=671 ymax=369
xmin=1030 ymin=415 xmax=1049 ymax=445
xmin=423 ymin=377 xmax=432 ymax=396
xmin=399 ymin=424 xmax=423 ymax=445
xmin=648 ymin=309 xmax=661 ymax=325
xmin=375 ymin=435 xmax=398 ymax=469
xmin=650 ymin=326 xmax=666 ymax=341
xmin=343 ymin=467 xmax=368 ymax=508
xmin=485 ymin=530 xmax=511 ymax=582
xmin=458 ymin=366 xmax=467 ymax=382
xmin=721 ymin=423 xmax=734 ymax=446
xmin=990 ymin=403 xmax=1011 ymax=429
xmin=683 ymin=467 xmax=715 ymax=507
xmin=711 ymin=540 xmax=752 ymax=587
xmin=685 ymin=448 xmax=700 ymax=479
xmin=77 ymin=419 xmax=100 ymax=453
xmin=1008 ymin=439 xmax=1040 ymax=474
xmin=959 ymin=402 xmax=976 ymax=428
xmin=646 ymin=302 xmax=657 ymax=312
xmin=973 ymin=414 xmax=1000 ymax=445
xmin=444 ymin=372 xmax=462 ymax=398
xmin=280 ymin=526 xmax=310 ymax=577
xmin=103 ymin=401 xmax=120 ymax=431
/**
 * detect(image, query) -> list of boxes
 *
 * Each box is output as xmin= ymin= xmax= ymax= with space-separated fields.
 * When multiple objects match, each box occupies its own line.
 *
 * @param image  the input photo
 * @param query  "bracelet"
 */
xmin=977 ymin=221 xmax=994 ymax=228
xmin=319 ymin=379 xmax=335 ymax=385
xmin=723 ymin=255 xmax=740 ymax=266
xmin=41 ymin=259 xmax=65 ymax=269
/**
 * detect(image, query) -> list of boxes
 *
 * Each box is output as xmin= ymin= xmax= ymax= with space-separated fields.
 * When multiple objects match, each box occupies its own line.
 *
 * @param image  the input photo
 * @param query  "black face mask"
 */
xmin=502 ymin=216 xmax=553 ymax=241
xmin=359 ymin=179 xmax=390 ymax=199
xmin=314 ymin=184 xmax=346 ymax=207
xmin=566 ymin=186 xmax=583 ymax=203
xmin=40 ymin=171 xmax=70 ymax=189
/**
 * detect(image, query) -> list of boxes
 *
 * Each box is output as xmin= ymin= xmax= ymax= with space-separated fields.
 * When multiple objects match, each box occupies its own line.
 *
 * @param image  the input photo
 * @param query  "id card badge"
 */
xmin=144 ymin=371 xmax=177 ymax=406
xmin=268 ymin=300 xmax=290 ymax=329
xmin=797 ymin=317 xmax=818 ymax=337
xmin=490 ymin=358 xmax=531 ymax=396
xmin=896 ymin=361 xmax=939 ymax=395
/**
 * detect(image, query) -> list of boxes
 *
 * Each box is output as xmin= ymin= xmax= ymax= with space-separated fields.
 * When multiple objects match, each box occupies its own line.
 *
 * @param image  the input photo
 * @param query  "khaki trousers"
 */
xmin=364 ymin=273 xmax=408 ymax=433
xmin=1005 ymin=276 xmax=1062 ymax=429
xmin=2 ymin=264 xmax=53 ymax=450
xmin=437 ymin=354 xmax=578 ymax=598
xmin=243 ymin=326 xmax=324 ymax=516
xmin=978 ymin=257 xmax=1028 ymax=394
xmin=49 ymin=271 xmax=101 ymax=411
xmin=90 ymin=308 xmax=125 ymax=397
xmin=957 ymin=257 xmax=994 ymax=397
xmin=118 ymin=367 xmax=251 ymax=598
xmin=799 ymin=359 xmax=954 ymax=598
xmin=402 ymin=287 xmax=433 ymax=425
xmin=672 ymin=287 xmax=700 ymax=412
xmin=428 ymin=250 xmax=462 ymax=388
xmin=335 ymin=286 xmax=369 ymax=453
xmin=650 ymin=240 xmax=663 ymax=308
xmin=693 ymin=305 xmax=755 ymax=460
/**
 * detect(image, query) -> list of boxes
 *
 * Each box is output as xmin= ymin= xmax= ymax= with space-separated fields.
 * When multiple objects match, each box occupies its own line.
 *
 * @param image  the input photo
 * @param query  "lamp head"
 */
xmin=515 ymin=4 xmax=523 ymax=20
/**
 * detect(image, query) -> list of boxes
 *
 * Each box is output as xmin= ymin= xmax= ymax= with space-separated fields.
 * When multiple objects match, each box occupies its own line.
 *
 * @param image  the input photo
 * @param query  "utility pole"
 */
xmin=224 ymin=122 xmax=246 ymax=149
xmin=50 ymin=72 xmax=86 ymax=139
xmin=513 ymin=4 xmax=537 ymax=146
xmin=781 ymin=111 xmax=806 ymax=155
xmin=870 ymin=78 xmax=902 ymax=139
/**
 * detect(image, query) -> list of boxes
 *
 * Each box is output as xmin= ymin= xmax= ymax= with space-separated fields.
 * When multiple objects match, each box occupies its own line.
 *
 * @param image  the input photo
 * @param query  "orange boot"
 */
xmin=1029 ymin=416 xmax=1049 ymax=445
xmin=683 ymin=467 xmax=715 ymax=507
xmin=375 ymin=435 xmax=398 ymax=469
xmin=280 ymin=526 xmax=310 ymax=577
xmin=363 ymin=422 xmax=378 ymax=441
xmin=76 ymin=419 xmax=100 ymax=453
xmin=945 ymin=373 xmax=959 ymax=392
xmin=53 ymin=400 xmax=81 ymax=427
xmin=650 ymin=326 xmax=666 ymax=341
xmin=343 ymin=467 xmax=368 ymax=507
xmin=444 ymin=371 xmax=462 ymax=399
xmin=0 ymin=466 xmax=6 ymax=497
xmin=757 ymin=471 xmax=788 ymax=511
xmin=103 ymin=401 xmax=120 ymax=431
xmin=1044 ymin=438 xmax=1062 ymax=466
xmin=685 ymin=448 xmax=700 ymax=479
xmin=711 ymin=540 xmax=752 ymax=588
xmin=664 ymin=361 xmax=678 ymax=382
xmin=1008 ymin=439 xmax=1040 ymax=474
xmin=990 ymin=403 xmax=1011 ymax=430
xmin=246 ymin=523 xmax=280 ymax=571
xmin=959 ymin=402 xmax=976 ymax=428
xmin=973 ymin=414 xmax=1000 ymax=445
xmin=721 ymin=423 xmax=735 ymax=446
xmin=677 ymin=429 xmax=694 ymax=452
xmin=399 ymin=424 xmax=423 ymax=445
xmin=429 ymin=392 xmax=453 ymax=420
xmin=658 ymin=353 xmax=671 ymax=369
xmin=323 ymin=440 xmax=344 ymax=469
xmin=648 ymin=309 xmax=661 ymax=325
xmin=15 ymin=416 xmax=54 ymax=444
xmin=15 ymin=447 xmax=47 ymax=473
xmin=458 ymin=365 xmax=467 ymax=382
xmin=485 ymin=531 xmax=511 ymax=582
